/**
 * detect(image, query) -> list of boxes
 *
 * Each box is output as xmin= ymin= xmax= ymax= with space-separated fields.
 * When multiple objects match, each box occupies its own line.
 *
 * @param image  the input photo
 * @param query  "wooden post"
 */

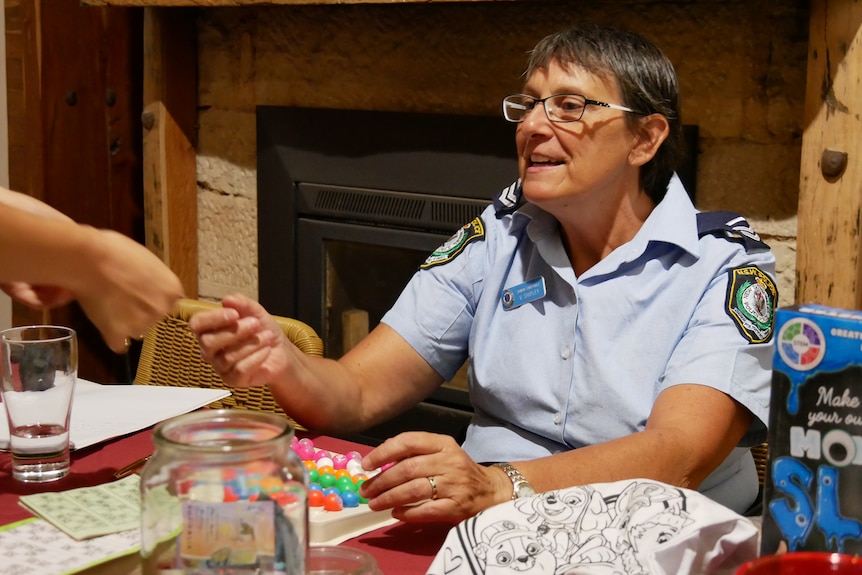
xmin=142 ymin=7 xmax=198 ymax=297
xmin=796 ymin=1 xmax=862 ymax=308
xmin=342 ymin=309 xmax=370 ymax=353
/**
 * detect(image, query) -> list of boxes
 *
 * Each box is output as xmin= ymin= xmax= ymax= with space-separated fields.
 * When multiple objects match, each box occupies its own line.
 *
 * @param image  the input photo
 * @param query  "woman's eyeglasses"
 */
xmin=502 ymin=93 xmax=645 ymax=123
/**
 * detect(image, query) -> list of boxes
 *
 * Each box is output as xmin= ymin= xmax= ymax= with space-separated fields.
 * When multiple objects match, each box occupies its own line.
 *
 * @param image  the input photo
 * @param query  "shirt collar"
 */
xmin=635 ymin=173 xmax=700 ymax=257
xmin=511 ymin=173 xmax=699 ymax=253
xmin=509 ymin=174 xmax=701 ymax=279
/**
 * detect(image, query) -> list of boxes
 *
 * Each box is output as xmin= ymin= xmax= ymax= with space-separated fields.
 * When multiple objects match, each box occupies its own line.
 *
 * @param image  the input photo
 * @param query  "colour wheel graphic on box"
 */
xmin=777 ymin=317 xmax=826 ymax=371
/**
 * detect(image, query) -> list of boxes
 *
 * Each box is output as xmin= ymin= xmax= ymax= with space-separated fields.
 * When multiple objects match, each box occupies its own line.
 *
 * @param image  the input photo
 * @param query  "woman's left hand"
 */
xmin=358 ymin=431 xmax=512 ymax=523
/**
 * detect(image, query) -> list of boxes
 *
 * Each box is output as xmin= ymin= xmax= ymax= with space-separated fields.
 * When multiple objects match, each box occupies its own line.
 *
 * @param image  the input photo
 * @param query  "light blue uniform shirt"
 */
xmin=381 ymin=175 xmax=777 ymax=513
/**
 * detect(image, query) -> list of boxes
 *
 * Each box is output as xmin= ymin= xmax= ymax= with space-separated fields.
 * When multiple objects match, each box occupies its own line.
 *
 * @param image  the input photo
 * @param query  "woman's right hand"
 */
xmin=189 ymin=293 xmax=295 ymax=388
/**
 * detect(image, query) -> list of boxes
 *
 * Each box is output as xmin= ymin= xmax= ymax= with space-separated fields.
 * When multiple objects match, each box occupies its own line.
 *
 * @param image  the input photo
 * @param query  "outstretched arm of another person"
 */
xmin=0 ymin=187 xmax=185 ymax=352
xmin=0 ymin=187 xmax=76 ymax=309
xmin=189 ymin=292 xmax=444 ymax=433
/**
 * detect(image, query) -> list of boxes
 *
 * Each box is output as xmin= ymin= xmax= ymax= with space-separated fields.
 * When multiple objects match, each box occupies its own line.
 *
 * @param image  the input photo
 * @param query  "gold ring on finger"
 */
xmin=428 ymin=476 xmax=438 ymax=501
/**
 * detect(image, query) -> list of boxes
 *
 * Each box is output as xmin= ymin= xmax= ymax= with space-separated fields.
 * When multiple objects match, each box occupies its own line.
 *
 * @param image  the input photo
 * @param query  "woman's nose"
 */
xmin=518 ymin=106 xmax=553 ymax=137
xmin=523 ymin=103 xmax=548 ymax=124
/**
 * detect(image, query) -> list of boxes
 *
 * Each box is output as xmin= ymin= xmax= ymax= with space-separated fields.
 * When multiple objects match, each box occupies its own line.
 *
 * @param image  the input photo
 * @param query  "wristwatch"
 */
xmin=492 ymin=462 xmax=536 ymax=500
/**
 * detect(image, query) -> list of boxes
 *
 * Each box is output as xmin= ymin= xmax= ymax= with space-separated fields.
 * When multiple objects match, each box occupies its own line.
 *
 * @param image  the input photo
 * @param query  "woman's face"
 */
xmin=515 ymin=60 xmax=640 ymax=215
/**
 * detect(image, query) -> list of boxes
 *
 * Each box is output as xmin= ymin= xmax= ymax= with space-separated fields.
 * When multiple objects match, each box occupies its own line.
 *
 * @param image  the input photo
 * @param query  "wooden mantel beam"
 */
xmin=141 ymin=7 xmax=198 ymax=297
xmin=796 ymin=1 xmax=862 ymax=308
xmin=84 ymin=0 xmax=483 ymax=4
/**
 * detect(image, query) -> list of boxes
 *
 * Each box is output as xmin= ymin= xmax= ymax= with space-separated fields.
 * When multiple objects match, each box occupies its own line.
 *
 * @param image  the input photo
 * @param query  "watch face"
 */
xmin=516 ymin=482 xmax=536 ymax=498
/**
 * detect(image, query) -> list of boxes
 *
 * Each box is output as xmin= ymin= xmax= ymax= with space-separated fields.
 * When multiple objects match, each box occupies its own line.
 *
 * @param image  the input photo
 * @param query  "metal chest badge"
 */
xmin=501 ymin=277 xmax=546 ymax=310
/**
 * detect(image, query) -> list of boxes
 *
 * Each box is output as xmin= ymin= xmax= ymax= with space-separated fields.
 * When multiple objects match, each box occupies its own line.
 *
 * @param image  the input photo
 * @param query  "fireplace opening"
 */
xmin=257 ymin=105 xmax=697 ymax=446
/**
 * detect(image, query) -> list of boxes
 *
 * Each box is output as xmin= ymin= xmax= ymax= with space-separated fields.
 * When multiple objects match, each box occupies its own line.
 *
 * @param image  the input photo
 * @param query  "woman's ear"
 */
xmin=629 ymin=114 xmax=670 ymax=167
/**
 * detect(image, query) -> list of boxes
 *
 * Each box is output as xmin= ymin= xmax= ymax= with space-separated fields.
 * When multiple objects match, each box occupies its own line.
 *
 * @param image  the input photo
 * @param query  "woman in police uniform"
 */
xmin=191 ymin=24 xmax=777 ymax=521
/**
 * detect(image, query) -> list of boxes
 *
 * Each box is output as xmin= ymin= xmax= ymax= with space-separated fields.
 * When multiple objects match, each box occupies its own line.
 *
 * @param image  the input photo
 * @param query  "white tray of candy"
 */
xmin=293 ymin=437 xmax=399 ymax=545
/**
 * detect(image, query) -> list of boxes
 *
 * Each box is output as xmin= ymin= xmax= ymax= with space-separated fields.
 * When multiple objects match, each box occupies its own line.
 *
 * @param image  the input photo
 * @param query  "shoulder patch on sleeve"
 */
xmin=421 ymin=217 xmax=485 ymax=269
xmin=725 ymin=266 xmax=778 ymax=343
xmin=493 ymin=179 xmax=524 ymax=218
xmin=696 ymin=211 xmax=769 ymax=252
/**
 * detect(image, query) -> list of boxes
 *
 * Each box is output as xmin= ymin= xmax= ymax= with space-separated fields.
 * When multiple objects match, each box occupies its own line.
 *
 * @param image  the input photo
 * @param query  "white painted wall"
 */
xmin=0 ymin=6 xmax=11 ymax=330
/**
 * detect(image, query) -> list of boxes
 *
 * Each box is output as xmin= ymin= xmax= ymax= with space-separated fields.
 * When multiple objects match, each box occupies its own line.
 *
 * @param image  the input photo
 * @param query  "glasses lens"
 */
xmin=503 ymin=96 xmax=533 ymax=122
xmin=547 ymin=95 xmax=587 ymax=122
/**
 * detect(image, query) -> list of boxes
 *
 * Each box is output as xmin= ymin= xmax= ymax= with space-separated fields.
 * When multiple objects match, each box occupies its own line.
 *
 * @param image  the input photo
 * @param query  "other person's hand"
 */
xmin=72 ymin=229 xmax=185 ymax=353
xmin=0 ymin=282 xmax=75 ymax=309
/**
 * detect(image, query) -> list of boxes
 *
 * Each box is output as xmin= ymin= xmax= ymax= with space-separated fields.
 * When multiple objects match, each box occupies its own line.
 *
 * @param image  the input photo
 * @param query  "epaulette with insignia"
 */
xmin=494 ymin=179 xmax=524 ymax=218
xmin=696 ymin=210 xmax=769 ymax=252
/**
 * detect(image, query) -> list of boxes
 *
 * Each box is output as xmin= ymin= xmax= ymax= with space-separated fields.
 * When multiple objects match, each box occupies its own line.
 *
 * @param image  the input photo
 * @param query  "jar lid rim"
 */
xmin=152 ymin=409 xmax=295 ymax=451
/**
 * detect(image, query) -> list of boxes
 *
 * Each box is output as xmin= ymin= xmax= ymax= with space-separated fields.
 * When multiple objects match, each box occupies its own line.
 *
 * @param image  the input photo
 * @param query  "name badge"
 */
xmin=501 ymin=277 xmax=546 ymax=310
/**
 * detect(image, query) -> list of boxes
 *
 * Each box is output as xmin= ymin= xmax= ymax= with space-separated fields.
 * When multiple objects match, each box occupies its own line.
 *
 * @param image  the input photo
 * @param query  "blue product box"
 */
xmin=760 ymin=304 xmax=862 ymax=555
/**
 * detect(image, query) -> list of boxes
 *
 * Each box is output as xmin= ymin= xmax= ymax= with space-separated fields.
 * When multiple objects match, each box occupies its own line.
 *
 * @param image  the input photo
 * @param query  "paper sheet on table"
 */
xmin=0 ymin=378 xmax=230 ymax=451
xmin=19 ymin=474 xmax=141 ymax=540
xmin=0 ymin=517 xmax=139 ymax=575
xmin=427 ymin=478 xmax=760 ymax=575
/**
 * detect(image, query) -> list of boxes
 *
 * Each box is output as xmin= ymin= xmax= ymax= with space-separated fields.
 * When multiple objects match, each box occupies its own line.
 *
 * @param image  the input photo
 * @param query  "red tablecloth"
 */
xmin=0 ymin=428 xmax=449 ymax=574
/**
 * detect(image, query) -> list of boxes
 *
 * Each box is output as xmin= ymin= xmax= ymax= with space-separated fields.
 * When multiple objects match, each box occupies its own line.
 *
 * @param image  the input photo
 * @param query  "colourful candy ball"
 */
xmin=323 ymin=493 xmax=344 ymax=512
xmin=308 ymin=490 xmax=325 ymax=507
xmin=294 ymin=444 xmax=316 ymax=460
xmin=318 ymin=472 xmax=337 ymax=488
xmin=346 ymin=460 xmax=365 ymax=476
xmin=336 ymin=476 xmax=357 ymax=492
xmin=341 ymin=491 xmax=360 ymax=508
xmin=331 ymin=453 xmax=349 ymax=469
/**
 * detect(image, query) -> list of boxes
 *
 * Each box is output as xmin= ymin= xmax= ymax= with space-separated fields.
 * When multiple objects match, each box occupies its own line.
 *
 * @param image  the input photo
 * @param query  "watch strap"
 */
xmin=492 ymin=462 xmax=536 ymax=500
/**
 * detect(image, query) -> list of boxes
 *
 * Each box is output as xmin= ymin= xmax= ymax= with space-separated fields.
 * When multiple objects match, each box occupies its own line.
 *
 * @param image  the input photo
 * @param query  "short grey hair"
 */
xmin=525 ymin=24 xmax=685 ymax=204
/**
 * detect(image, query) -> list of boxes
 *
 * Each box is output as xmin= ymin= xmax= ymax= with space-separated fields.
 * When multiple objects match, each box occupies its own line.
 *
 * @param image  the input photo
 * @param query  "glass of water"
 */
xmin=0 ymin=325 xmax=77 ymax=482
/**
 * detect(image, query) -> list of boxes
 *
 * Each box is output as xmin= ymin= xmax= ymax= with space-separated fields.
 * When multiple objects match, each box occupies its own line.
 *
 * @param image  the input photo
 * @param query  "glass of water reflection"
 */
xmin=1 ymin=325 xmax=77 ymax=483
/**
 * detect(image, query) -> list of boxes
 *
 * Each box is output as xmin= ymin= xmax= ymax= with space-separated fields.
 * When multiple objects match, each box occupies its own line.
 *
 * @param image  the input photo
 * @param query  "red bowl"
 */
xmin=736 ymin=552 xmax=862 ymax=574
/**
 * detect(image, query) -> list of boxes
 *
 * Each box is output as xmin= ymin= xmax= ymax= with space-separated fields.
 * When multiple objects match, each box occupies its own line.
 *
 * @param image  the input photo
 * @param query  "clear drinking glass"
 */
xmin=140 ymin=409 xmax=308 ymax=575
xmin=0 ymin=325 xmax=77 ymax=483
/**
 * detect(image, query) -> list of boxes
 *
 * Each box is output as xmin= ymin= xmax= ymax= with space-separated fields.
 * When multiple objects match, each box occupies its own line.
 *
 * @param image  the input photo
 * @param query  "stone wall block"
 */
xmin=197 ymin=158 xmax=258 ymax=300
xmin=697 ymin=141 xmax=801 ymax=221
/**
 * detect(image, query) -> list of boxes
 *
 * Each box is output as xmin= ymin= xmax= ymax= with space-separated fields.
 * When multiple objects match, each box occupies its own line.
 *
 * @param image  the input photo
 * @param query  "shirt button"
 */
xmin=554 ymin=413 xmax=561 ymax=424
xmin=561 ymin=347 xmax=571 ymax=360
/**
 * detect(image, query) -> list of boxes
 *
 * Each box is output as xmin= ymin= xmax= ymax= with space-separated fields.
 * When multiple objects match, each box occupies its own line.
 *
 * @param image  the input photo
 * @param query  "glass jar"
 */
xmin=140 ymin=409 xmax=308 ymax=575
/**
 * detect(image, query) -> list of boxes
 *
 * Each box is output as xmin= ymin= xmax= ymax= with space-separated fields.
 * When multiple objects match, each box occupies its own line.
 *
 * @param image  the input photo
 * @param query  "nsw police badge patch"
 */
xmin=421 ymin=217 xmax=485 ymax=269
xmin=725 ymin=266 xmax=778 ymax=343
